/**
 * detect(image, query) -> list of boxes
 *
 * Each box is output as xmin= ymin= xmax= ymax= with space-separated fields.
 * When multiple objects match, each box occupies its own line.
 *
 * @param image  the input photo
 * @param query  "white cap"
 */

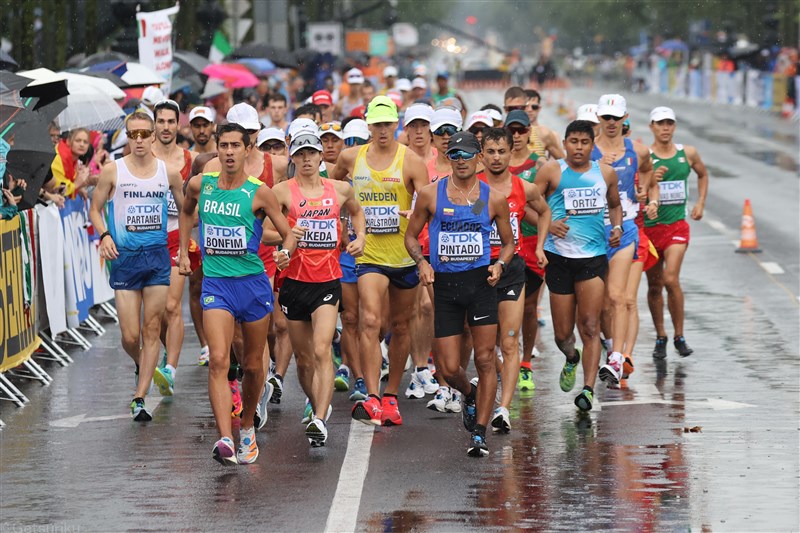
xmin=257 ymin=127 xmax=286 ymax=147
xmin=576 ymin=104 xmax=599 ymax=124
xmin=596 ymin=94 xmax=627 ymax=118
xmin=430 ymin=107 xmax=463 ymax=132
xmin=411 ymin=78 xmax=427 ymax=90
xmin=413 ymin=64 xmax=427 ymax=76
xmin=142 ymin=86 xmax=165 ymax=106
xmin=346 ymin=68 xmax=365 ymax=84
xmin=287 ymin=117 xmax=318 ymax=140
xmin=226 ymin=103 xmax=261 ymax=131
xmin=484 ymin=108 xmax=503 ymax=124
xmin=396 ymin=78 xmax=412 ymax=92
xmin=403 ymin=103 xmax=434 ymax=126
xmin=319 ymin=122 xmax=343 ymax=139
xmin=189 ymin=106 xmax=216 ymax=123
xmin=383 ymin=65 xmax=399 ymax=78
xmin=289 ymin=133 xmax=323 ymax=156
xmin=343 ymin=119 xmax=370 ymax=141
xmin=465 ymin=111 xmax=493 ymax=130
xmin=650 ymin=106 xmax=676 ymax=122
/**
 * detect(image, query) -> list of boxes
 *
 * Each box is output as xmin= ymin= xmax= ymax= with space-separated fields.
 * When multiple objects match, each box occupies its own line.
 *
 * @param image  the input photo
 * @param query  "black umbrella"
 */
xmin=228 ymin=43 xmax=296 ymax=69
xmin=83 ymin=70 xmax=129 ymax=88
xmin=4 ymin=107 xmax=56 ymax=210
xmin=0 ymin=50 xmax=18 ymax=71
xmin=77 ymin=51 xmax=133 ymax=69
xmin=0 ymin=70 xmax=32 ymax=91
xmin=174 ymin=50 xmax=211 ymax=75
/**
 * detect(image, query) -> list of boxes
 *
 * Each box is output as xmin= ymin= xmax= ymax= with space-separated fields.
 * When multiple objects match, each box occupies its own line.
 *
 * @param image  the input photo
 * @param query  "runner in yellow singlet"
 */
xmin=332 ymin=96 xmax=430 ymax=427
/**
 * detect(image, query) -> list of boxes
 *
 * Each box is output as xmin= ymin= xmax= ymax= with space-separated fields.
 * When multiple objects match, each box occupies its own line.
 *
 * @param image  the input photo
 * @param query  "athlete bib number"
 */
xmin=203 ymin=224 xmax=247 ymax=255
xmin=659 ymin=181 xmax=686 ymax=205
xmin=437 ymin=232 xmax=482 ymax=263
xmin=126 ymin=204 xmax=163 ymax=232
xmin=364 ymin=205 xmax=400 ymax=234
xmin=297 ymin=217 xmax=339 ymax=249
xmin=167 ymin=192 xmax=178 ymax=217
xmin=603 ymin=192 xmax=638 ymax=225
xmin=564 ymin=187 xmax=604 ymax=216
xmin=489 ymin=215 xmax=520 ymax=247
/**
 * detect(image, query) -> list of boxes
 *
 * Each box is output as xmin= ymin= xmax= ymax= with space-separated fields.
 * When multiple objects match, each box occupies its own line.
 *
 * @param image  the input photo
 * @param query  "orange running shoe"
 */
xmin=381 ymin=395 xmax=403 ymax=426
xmin=230 ymin=379 xmax=243 ymax=418
xmin=352 ymin=396 xmax=382 ymax=426
xmin=622 ymin=354 xmax=634 ymax=379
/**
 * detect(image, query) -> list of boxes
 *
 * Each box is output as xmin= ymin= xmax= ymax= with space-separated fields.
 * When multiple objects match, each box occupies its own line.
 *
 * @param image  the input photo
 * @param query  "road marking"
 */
xmin=692 ymin=398 xmax=756 ymax=410
xmin=601 ymin=397 xmax=756 ymax=410
xmin=50 ymin=397 xmax=164 ymax=428
xmin=759 ymin=261 xmax=785 ymax=274
xmin=325 ymin=420 xmax=375 ymax=533
xmin=706 ymin=219 xmax=727 ymax=232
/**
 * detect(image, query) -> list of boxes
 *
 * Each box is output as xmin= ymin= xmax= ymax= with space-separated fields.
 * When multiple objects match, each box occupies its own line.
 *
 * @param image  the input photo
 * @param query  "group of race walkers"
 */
xmin=88 ymin=66 xmax=708 ymax=464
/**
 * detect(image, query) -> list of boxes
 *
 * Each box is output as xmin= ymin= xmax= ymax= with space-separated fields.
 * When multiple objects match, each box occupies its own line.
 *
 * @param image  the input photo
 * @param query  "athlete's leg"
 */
xmin=340 ymin=282 xmax=362 ymax=378
xmin=497 ymin=291 xmax=525 ymax=408
xmin=206 ymin=309 xmax=236 ymax=439
xmin=162 ymin=267 xmax=186 ymax=368
xmin=622 ymin=260 xmax=645 ymax=355
xmin=137 ymin=285 xmax=169 ymax=399
xmin=115 ymin=289 xmax=143 ymax=365
xmin=522 ymin=284 xmax=543 ymax=364
xmin=661 ymin=244 xmax=688 ymax=336
xmin=272 ymin=300 xmax=293 ymax=378
xmin=550 ymin=292 xmax=578 ymax=359
xmin=383 ymin=285 xmax=418 ymax=396
xmin=575 ymin=276 xmax=606 ymax=389
xmin=410 ymin=285 xmax=435 ymax=368
xmin=239 ymin=315 xmax=270 ymax=431
xmin=606 ymin=244 xmax=636 ymax=355
xmin=287 ymin=319 xmax=315 ymax=406
xmin=309 ymin=303 xmax=338 ymax=419
xmin=188 ymin=268 xmax=208 ymax=348
xmin=357 ymin=273 xmax=391 ymax=395
xmin=646 ymin=257 xmax=667 ymax=337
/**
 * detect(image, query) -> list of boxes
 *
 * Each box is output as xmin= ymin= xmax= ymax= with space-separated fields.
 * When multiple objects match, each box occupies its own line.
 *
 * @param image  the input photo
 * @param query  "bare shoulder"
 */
xmin=203 ymin=156 xmax=221 ymax=173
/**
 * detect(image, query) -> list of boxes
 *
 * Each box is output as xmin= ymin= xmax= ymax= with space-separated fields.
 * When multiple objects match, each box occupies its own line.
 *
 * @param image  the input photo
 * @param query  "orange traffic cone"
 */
xmin=735 ymin=199 xmax=761 ymax=253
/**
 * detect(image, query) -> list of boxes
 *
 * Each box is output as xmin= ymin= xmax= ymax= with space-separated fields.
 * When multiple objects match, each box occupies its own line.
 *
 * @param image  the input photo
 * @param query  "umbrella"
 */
xmin=236 ymin=58 xmax=276 ymax=76
xmin=85 ymin=61 xmax=165 ymax=87
xmin=202 ymin=63 xmax=259 ymax=89
xmin=228 ymin=43 xmax=296 ymax=69
xmin=77 ymin=51 xmax=133 ymax=69
xmin=657 ymin=39 xmax=690 ymax=53
xmin=0 ymin=50 xmax=18 ymax=71
xmin=19 ymin=68 xmax=126 ymax=100
xmin=173 ymin=50 xmax=211 ymax=75
xmin=201 ymin=79 xmax=227 ymax=99
xmin=0 ymin=70 xmax=33 ymax=91
xmin=3 ymin=104 xmax=57 ymax=210
xmin=54 ymin=88 xmax=124 ymax=132
xmin=83 ymin=70 xmax=129 ymax=89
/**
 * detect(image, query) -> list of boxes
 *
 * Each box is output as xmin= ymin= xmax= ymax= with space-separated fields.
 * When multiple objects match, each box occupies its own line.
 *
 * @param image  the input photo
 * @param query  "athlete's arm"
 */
xmin=330 ymin=147 xmax=357 ymax=182
xmin=179 ymin=174 xmax=201 ymax=275
xmin=488 ymin=189 xmax=514 ymax=286
xmin=534 ymin=160 xmax=569 ymax=238
xmin=685 ymin=145 xmax=708 ymax=220
xmin=522 ymin=181 xmax=551 ymax=268
xmin=338 ymin=181 xmax=366 ymax=258
xmin=254 ymin=184 xmax=297 ymax=269
xmin=271 ymin=154 xmax=290 ymax=184
xmin=192 ymin=152 xmax=217 ymax=177
xmin=542 ymin=126 xmax=565 ymax=160
xmin=634 ymin=142 xmax=659 ymax=219
xmin=602 ymin=164 xmax=623 ymax=248
xmin=404 ymin=183 xmax=435 ymax=286
xmin=167 ymin=169 xmax=184 ymax=216
xmin=404 ymin=149 xmax=430 ymax=196
xmin=89 ymin=163 xmax=118 ymax=260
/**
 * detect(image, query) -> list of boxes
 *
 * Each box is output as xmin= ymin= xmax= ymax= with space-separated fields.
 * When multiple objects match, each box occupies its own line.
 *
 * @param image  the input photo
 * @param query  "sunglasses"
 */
xmin=528 ymin=104 xmax=541 ymax=110
xmin=599 ymin=115 xmax=623 ymax=122
xmin=128 ymin=129 xmax=154 ymax=140
xmin=319 ymin=122 xmax=342 ymax=132
xmin=507 ymin=126 xmax=530 ymax=135
xmin=433 ymin=124 xmax=459 ymax=137
xmin=504 ymin=105 xmax=526 ymax=112
xmin=344 ymin=137 xmax=369 ymax=147
xmin=260 ymin=141 xmax=286 ymax=151
xmin=446 ymin=150 xmax=477 ymax=161
xmin=468 ymin=126 xmax=485 ymax=135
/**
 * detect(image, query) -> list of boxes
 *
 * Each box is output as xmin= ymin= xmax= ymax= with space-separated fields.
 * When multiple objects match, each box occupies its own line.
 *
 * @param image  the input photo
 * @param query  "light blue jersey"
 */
xmin=544 ymin=160 xmax=608 ymax=258
xmin=107 ymin=158 xmax=169 ymax=251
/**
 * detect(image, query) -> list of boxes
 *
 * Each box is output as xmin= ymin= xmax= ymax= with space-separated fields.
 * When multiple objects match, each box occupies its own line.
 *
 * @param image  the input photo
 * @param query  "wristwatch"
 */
xmin=100 ymin=231 xmax=112 ymax=242
xmin=279 ymin=248 xmax=291 ymax=260
xmin=612 ymin=225 xmax=622 ymax=233
xmin=496 ymin=259 xmax=507 ymax=272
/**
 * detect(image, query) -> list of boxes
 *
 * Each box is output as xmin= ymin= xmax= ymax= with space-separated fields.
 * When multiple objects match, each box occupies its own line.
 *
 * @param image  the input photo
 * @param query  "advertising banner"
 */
xmin=137 ymin=3 xmax=180 ymax=94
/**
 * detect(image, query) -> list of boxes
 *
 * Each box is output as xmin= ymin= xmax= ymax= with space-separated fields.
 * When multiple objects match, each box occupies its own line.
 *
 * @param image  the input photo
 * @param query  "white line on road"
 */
xmin=759 ymin=261 xmax=785 ymax=275
xmin=706 ymin=219 xmax=727 ymax=232
xmin=325 ymin=420 xmax=376 ymax=533
xmin=50 ymin=397 xmax=164 ymax=428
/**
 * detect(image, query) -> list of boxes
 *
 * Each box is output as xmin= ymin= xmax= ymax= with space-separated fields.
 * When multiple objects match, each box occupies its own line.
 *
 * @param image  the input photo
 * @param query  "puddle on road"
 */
xmin=741 ymin=150 xmax=799 ymax=173
xmin=685 ymin=126 xmax=798 ymax=174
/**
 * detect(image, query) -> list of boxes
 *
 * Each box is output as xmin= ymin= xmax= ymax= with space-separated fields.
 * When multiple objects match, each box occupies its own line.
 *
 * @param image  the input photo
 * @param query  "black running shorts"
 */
xmin=433 ymin=266 xmax=498 ymax=338
xmin=544 ymin=251 xmax=608 ymax=295
xmin=279 ymin=278 xmax=342 ymax=321
xmin=492 ymin=254 xmax=526 ymax=302
xmin=524 ymin=266 xmax=544 ymax=297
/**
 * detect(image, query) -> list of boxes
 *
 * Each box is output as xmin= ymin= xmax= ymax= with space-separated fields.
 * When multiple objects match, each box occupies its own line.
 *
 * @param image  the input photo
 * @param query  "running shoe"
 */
xmin=622 ymin=354 xmax=634 ymax=379
xmin=517 ymin=366 xmax=535 ymax=391
xmin=352 ymin=396 xmax=382 ymax=426
xmin=405 ymin=368 xmax=438 ymax=399
xmin=537 ymin=307 xmax=546 ymax=327
xmin=574 ymin=387 xmax=594 ymax=412
xmin=332 ymin=328 xmax=342 ymax=368
xmin=491 ymin=406 xmax=511 ymax=433
xmin=349 ymin=378 xmax=368 ymax=401
xmin=559 ymin=348 xmax=581 ymax=392
xmin=381 ymin=396 xmax=403 ymax=426
xmin=198 ymin=346 xmax=210 ymax=366
xmin=268 ymin=373 xmax=283 ymax=404
xmin=301 ymin=398 xmax=313 ymax=424
xmin=334 ymin=366 xmax=351 ymax=392
xmin=236 ymin=427 xmax=259 ymax=464
xmin=426 ymin=386 xmax=451 ymax=412
xmin=130 ymin=397 xmax=152 ymax=422
xmin=212 ymin=437 xmax=238 ymax=466
xmin=306 ymin=418 xmax=328 ymax=447
xmin=467 ymin=433 xmax=489 ymax=457
xmin=599 ymin=353 xmax=623 ymax=385
xmin=153 ymin=366 xmax=175 ymax=397
xmin=461 ymin=394 xmax=477 ymax=432
xmin=254 ymin=380 xmax=274 ymax=430
xmin=427 ymin=354 xmax=437 ymax=374
xmin=446 ymin=389 xmax=463 ymax=413
xmin=674 ymin=336 xmax=693 ymax=357
xmin=653 ymin=336 xmax=668 ymax=359
xmin=230 ymin=379 xmax=243 ymax=418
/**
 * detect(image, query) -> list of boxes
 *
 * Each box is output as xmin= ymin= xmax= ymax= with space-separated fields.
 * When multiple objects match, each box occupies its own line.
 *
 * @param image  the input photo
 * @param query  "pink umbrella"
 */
xmin=202 ymin=63 xmax=259 ymax=89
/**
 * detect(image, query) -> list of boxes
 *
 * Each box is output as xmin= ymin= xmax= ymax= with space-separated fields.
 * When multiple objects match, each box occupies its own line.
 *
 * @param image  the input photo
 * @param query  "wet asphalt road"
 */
xmin=2 ymin=87 xmax=799 ymax=532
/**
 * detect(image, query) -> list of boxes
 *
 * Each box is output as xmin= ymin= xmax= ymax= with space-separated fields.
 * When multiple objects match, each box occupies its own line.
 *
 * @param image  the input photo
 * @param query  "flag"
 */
xmin=209 ymin=31 xmax=232 ymax=64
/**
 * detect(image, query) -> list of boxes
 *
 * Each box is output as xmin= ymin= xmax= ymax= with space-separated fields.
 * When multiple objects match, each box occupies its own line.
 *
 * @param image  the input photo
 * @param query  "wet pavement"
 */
xmin=2 ymin=88 xmax=799 ymax=532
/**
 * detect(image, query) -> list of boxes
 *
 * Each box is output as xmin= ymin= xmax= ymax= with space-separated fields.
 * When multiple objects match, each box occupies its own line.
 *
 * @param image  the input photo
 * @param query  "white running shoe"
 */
xmin=599 ymin=352 xmax=623 ymax=385
xmin=491 ymin=406 xmax=511 ymax=433
xmin=254 ymin=380 xmax=274 ymax=430
xmin=445 ymin=389 xmax=463 ymax=413
xmin=405 ymin=368 xmax=439 ymax=398
xmin=426 ymin=386 xmax=451 ymax=412
xmin=306 ymin=418 xmax=328 ymax=447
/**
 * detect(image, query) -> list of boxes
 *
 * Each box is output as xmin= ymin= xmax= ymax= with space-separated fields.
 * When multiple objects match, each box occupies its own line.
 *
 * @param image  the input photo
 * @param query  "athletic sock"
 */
xmin=383 ymin=392 xmax=397 ymax=399
xmin=368 ymin=394 xmax=380 ymax=401
xmin=415 ymin=366 xmax=427 ymax=372
xmin=520 ymin=361 xmax=532 ymax=370
xmin=583 ymin=385 xmax=594 ymax=394
xmin=474 ymin=424 xmax=487 ymax=438
xmin=227 ymin=365 xmax=239 ymax=381
xmin=166 ymin=364 xmax=176 ymax=376
xmin=274 ymin=373 xmax=283 ymax=383
xmin=466 ymin=384 xmax=477 ymax=402
xmin=567 ymin=350 xmax=580 ymax=364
